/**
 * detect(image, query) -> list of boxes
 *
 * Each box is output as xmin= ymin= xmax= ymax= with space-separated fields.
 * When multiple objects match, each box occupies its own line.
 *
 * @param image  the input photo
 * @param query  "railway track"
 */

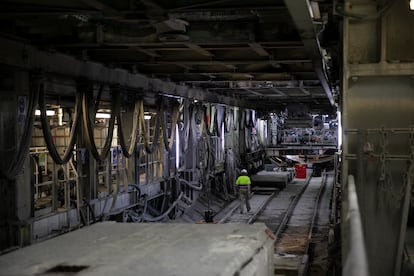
xmin=273 ymin=174 xmax=328 ymax=276
xmin=216 ymin=172 xmax=331 ymax=276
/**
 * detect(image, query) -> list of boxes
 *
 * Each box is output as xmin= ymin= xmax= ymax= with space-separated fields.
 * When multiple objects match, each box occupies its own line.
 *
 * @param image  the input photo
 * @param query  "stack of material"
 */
xmin=251 ymin=170 xmax=291 ymax=189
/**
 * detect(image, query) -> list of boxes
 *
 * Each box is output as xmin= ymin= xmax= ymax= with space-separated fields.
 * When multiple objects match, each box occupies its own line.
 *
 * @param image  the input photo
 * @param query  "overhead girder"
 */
xmin=283 ymin=0 xmax=335 ymax=107
xmin=0 ymin=37 xmax=245 ymax=108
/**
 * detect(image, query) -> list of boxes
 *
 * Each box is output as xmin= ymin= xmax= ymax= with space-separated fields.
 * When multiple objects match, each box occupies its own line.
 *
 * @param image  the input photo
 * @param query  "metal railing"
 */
xmin=343 ymin=175 xmax=370 ymax=276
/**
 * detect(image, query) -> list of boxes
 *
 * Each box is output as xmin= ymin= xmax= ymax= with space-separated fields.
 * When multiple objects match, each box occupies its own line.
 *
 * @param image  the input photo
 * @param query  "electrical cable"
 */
xmin=82 ymin=86 xmax=117 ymax=161
xmin=39 ymin=84 xmax=81 ymax=165
xmin=0 ymin=74 xmax=40 ymax=180
xmin=116 ymin=93 xmax=140 ymax=158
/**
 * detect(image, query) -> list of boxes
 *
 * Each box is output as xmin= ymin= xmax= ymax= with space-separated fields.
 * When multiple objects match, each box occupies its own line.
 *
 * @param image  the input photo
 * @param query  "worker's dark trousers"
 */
xmin=239 ymin=188 xmax=251 ymax=213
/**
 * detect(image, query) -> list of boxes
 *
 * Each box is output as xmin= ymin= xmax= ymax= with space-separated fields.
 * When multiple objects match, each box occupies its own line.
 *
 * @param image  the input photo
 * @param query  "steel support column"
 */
xmin=342 ymin=1 xmax=414 ymax=275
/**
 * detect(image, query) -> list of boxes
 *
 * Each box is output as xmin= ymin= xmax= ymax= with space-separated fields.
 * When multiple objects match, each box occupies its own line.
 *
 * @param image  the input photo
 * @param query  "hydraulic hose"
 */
xmin=116 ymin=93 xmax=140 ymax=158
xmin=82 ymin=86 xmax=117 ymax=161
xmin=39 ymin=84 xmax=81 ymax=165
xmin=0 ymin=74 xmax=40 ymax=180
xmin=178 ymin=178 xmax=203 ymax=191
xmin=128 ymin=184 xmax=141 ymax=199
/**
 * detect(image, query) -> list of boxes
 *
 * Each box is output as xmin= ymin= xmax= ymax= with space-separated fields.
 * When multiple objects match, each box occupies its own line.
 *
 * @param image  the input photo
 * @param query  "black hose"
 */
xmin=82 ymin=86 xmax=117 ymax=161
xmin=94 ymin=85 xmax=103 ymax=114
xmin=39 ymin=85 xmax=81 ymax=165
xmin=128 ymin=184 xmax=142 ymax=199
xmin=116 ymin=93 xmax=139 ymax=158
xmin=0 ymin=74 xmax=40 ymax=180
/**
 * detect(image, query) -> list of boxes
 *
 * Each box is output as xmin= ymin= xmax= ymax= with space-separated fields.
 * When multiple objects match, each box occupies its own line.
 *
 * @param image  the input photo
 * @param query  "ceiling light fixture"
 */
xmin=35 ymin=110 xmax=55 ymax=116
xmin=410 ymin=0 xmax=414 ymax=10
xmin=96 ymin=113 xmax=111 ymax=119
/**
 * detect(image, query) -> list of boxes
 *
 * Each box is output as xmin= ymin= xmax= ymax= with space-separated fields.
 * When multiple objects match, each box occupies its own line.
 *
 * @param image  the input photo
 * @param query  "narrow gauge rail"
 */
xmin=274 ymin=174 xmax=329 ymax=276
xmin=216 ymin=172 xmax=330 ymax=276
xmin=217 ymin=188 xmax=279 ymax=224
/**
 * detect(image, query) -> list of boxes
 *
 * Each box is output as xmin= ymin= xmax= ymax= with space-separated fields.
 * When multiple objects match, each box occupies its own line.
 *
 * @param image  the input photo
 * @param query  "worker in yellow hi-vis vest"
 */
xmin=235 ymin=169 xmax=251 ymax=214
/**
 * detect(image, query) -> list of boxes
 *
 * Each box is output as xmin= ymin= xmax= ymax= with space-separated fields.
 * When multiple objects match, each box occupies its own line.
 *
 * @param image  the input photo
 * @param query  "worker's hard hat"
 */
xmin=241 ymin=169 xmax=247 ymax=174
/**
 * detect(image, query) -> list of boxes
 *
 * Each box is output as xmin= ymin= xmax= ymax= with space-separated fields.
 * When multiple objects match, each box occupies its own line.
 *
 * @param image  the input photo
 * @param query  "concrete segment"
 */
xmin=0 ymin=222 xmax=274 ymax=276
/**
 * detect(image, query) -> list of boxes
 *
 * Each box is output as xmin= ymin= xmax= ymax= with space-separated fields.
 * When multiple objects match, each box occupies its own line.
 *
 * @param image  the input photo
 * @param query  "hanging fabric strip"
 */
xmin=139 ymin=100 xmax=163 ymax=154
xmin=216 ymin=105 xmax=225 ymax=137
xmin=82 ymin=86 xmax=117 ymax=161
xmin=240 ymin=108 xmax=245 ymax=130
xmin=251 ymin=109 xmax=257 ymax=128
xmin=245 ymin=127 xmax=251 ymax=151
xmin=191 ymin=103 xmax=205 ymax=142
xmin=225 ymin=107 xmax=233 ymax=133
xmin=116 ymin=93 xmax=140 ymax=158
xmin=209 ymin=104 xmax=216 ymax=135
xmin=0 ymin=74 xmax=40 ymax=180
xmin=162 ymin=100 xmax=180 ymax=152
xmin=181 ymin=99 xmax=190 ymax=154
xmin=204 ymin=103 xmax=211 ymax=132
xmin=245 ymin=109 xmax=251 ymax=128
xmin=233 ymin=107 xmax=239 ymax=131
xmin=39 ymin=84 xmax=81 ymax=164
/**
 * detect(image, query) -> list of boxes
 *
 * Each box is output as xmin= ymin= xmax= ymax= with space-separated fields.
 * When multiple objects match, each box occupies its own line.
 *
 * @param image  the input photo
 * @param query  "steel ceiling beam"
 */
xmin=248 ymin=43 xmax=271 ymax=57
xmin=283 ymin=0 xmax=335 ymax=106
xmin=129 ymin=46 xmax=161 ymax=57
xmin=117 ymin=59 xmax=311 ymax=65
xmin=79 ymin=0 xmax=119 ymax=14
xmin=0 ymin=37 xmax=242 ymax=107
xmin=183 ymin=43 xmax=214 ymax=57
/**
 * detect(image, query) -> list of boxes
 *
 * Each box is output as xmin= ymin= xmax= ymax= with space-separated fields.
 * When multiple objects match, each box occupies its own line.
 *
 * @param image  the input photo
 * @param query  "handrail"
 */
xmin=343 ymin=175 xmax=370 ymax=276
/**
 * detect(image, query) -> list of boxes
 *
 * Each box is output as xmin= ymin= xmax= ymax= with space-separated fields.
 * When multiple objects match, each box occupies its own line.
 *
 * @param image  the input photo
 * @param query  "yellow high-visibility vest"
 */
xmin=236 ymin=175 xmax=251 ymax=185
